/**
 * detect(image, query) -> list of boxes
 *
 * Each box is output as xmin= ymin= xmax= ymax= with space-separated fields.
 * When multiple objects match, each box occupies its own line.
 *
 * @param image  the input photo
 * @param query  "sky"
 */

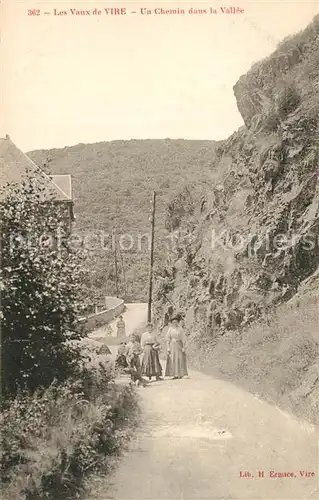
xmin=1 ymin=1 xmax=318 ymax=151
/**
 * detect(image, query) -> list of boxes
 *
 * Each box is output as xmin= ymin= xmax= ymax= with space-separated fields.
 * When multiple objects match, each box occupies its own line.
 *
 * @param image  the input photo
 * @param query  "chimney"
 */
xmin=5 ymin=134 xmax=10 ymax=140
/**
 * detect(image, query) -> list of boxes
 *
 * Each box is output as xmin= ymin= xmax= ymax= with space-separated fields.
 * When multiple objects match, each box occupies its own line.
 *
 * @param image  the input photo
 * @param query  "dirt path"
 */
xmin=87 ymin=369 xmax=317 ymax=500
xmin=86 ymin=304 xmax=318 ymax=500
xmin=88 ymin=302 xmax=147 ymax=356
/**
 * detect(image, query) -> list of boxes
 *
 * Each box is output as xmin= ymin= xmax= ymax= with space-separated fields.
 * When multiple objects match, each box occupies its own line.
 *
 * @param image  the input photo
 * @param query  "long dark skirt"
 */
xmin=128 ymin=354 xmax=142 ymax=380
xmin=141 ymin=345 xmax=162 ymax=377
xmin=165 ymin=340 xmax=188 ymax=377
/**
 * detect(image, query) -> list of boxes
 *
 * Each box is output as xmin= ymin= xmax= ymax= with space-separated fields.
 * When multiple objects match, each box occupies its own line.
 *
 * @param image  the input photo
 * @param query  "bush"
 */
xmin=0 ymin=177 xmax=89 ymax=398
xmin=0 ymin=353 xmax=139 ymax=500
xmin=164 ymin=187 xmax=195 ymax=232
xmin=254 ymin=94 xmax=279 ymax=133
xmin=262 ymin=107 xmax=280 ymax=132
xmin=275 ymin=82 xmax=301 ymax=118
xmin=28 ymin=139 xmax=218 ymax=303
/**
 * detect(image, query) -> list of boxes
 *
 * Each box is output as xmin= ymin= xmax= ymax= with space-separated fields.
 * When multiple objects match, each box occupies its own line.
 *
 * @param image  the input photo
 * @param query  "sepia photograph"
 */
xmin=0 ymin=1 xmax=318 ymax=499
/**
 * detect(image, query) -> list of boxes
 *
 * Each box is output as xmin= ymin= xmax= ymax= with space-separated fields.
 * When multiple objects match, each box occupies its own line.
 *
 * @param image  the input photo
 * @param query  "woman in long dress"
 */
xmin=165 ymin=317 xmax=188 ymax=379
xmin=141 ymin=323 xmax=163 ymax=381
xmin=116 ymin=315 xmax=126 ymax=338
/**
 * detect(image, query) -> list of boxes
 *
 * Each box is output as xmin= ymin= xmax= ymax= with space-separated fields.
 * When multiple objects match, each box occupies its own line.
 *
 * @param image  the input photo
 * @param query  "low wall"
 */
xmin=79 ymin=297 xmax=125 ymax=333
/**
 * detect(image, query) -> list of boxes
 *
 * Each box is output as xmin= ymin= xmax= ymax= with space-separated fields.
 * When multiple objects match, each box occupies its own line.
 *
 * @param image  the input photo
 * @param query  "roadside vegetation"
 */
xmin=186 ymin=293 xmax=318 ymax=424
xmin=0 ymin=178 xmax=139 ymax=499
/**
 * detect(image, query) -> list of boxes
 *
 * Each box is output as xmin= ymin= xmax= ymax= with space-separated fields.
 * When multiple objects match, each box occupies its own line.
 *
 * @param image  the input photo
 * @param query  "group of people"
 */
xmin=115 ymin=317 xmax=188 ymax=386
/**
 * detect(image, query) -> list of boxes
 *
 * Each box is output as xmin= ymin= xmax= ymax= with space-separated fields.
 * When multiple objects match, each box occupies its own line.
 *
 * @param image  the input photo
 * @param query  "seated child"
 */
xmin=115 ymin=341 xmax=129 ymax=371
xmin=125 ymin=334 xmax=148 ymax=387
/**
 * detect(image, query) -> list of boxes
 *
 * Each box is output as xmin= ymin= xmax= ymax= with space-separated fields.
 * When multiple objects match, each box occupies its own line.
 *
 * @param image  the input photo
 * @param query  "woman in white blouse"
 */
xmin=165 ymin=317 xmax=188 ymax=379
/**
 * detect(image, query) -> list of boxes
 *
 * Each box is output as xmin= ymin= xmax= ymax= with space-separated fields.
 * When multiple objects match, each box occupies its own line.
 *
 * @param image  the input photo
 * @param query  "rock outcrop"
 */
xmin=233 ymin=18 xmax=319 ymax=127
xmin=155 ymin=15 xmax=319 ymax=337
xmin=154 ymin=17 xmax=319 ymax=423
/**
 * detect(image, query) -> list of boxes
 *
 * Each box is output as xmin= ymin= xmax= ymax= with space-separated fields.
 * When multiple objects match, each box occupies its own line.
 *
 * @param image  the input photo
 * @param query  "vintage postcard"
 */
xmin=1 ymin=1 xmax=318 ymax=499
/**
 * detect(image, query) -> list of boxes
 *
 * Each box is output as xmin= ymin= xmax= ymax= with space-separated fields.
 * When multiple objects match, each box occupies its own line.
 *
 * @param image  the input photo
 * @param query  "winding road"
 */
xmin=88 ymin=302 xmax=148 ymax=356
xmin=87 ymin=303 xmax=318 ymax=500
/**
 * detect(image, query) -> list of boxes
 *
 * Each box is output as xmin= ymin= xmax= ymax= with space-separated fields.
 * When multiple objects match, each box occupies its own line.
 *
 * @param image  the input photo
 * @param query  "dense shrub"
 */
xmin=1 ymin=348 xmax=139 ymax=500
xmin=275 ymin=82 xmax=301 ymax=118
xmin=164 ymin=187 xmax=195 ymax=232
xmin=262 ymin=107 xmax=280 ymax=132
xmin=0 ymin=177 xmax=89 ymax=398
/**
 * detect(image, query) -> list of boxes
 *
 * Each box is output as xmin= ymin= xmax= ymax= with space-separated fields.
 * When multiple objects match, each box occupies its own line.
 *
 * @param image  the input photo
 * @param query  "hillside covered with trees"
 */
xmin=29 ymin=139 xmax=218 ymax=303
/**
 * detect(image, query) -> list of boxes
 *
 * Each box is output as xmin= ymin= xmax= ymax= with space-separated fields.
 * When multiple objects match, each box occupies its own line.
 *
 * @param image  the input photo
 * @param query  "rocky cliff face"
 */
xmin=234 ymin=18 xmax=319 ymax=127
xmin=154 ymin=16 xmax=319 ymax=423
xmin=154 ymin=15 xmax=319 ymax=338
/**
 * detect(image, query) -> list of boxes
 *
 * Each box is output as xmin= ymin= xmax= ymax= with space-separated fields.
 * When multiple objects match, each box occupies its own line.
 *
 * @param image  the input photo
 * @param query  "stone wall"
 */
xmin=79 ymin=296 xmax=125 ymax=333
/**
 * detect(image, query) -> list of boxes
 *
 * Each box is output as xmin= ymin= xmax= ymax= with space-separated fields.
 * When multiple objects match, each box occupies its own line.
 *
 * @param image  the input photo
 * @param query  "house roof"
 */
xmin=0 ymin=136 xmax=72 ymax=202
xmin=50 ymin=174 xmax=72 ymax=199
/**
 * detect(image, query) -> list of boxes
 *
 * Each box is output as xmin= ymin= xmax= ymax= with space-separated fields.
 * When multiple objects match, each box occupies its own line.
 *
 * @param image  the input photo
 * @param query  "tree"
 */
xmin=0 ymin=176 xmax=88 ymax=399
xmin=41 ymin=155 xmax=52 ymax=174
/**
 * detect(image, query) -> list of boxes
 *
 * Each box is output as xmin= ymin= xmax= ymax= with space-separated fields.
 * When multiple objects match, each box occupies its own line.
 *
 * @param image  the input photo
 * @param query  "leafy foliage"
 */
xmin=275 ymin=82 xmax=301 ymax=119
xmin=0 ymin=177 xmax=89 ymax=398
xmin=1 ymin=349 xmax=139 ymax=500
xmin=164 ymin=187 xmax=195 ymax=232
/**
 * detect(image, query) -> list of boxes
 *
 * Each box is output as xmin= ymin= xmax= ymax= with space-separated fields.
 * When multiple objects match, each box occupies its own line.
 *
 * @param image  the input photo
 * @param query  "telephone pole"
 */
xmin=113 ymin=229 xmax=119 ymax=297
xmin=119 ymin=247 xmax=127 ymax=299
xmin=147 ymin=191 xmax=156 ymax=323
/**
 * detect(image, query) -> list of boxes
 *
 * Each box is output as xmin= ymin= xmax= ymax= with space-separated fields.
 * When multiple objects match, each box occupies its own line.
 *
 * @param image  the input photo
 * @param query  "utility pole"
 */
xmin=147 ymin=191 xmax=156 ymax=323
xmin=119 ymin=247 xmax=127 ymax=299
xmin=113 ymin=229 xmax=119 ymax=297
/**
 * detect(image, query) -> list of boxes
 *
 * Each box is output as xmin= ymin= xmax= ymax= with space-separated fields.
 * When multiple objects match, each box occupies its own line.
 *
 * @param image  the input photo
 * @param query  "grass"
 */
xmin=25 ymin=15 xmax=319 ymax=435
xmin=0 ymin=345 xmax=140 ymax=500
xmin=186 ymin=295 xmax=318 ymax=424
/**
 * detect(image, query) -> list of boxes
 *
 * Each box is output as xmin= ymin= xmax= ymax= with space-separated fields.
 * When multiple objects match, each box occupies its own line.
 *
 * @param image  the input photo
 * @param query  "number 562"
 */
xmin=28 ymin=9 xmax=40 ymax=15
